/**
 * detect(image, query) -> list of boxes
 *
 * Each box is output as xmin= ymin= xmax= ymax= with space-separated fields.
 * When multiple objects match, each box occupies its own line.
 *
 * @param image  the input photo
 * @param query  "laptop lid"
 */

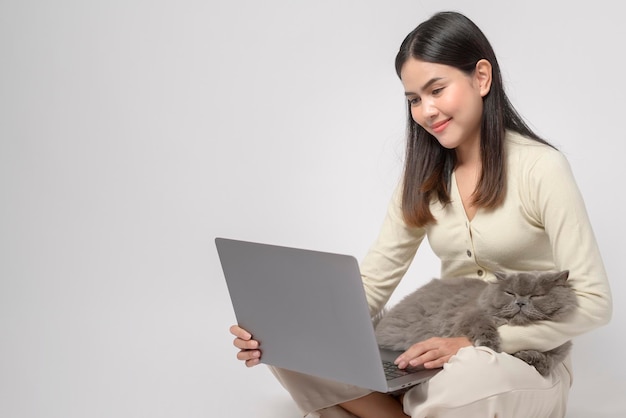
xmin=215 ymin=237 xmax=436 ymax=392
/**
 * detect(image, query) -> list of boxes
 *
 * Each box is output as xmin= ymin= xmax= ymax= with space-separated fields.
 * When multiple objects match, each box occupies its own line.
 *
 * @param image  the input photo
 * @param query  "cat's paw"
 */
xmin=472 ymin=329 xmax=502 ymax=352
xmin=474 ymin=338 xmax=501 ymax=352
xmin=513 ymin=350 xmax=551 ymax=376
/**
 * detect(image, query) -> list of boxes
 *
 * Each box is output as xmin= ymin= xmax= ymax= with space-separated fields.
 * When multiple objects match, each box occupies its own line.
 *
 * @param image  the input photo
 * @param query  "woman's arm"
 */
xmin=360 ymin=186 xmax=426 ymax=316
xmin=499 ymin=150 xmax=612 ymax=353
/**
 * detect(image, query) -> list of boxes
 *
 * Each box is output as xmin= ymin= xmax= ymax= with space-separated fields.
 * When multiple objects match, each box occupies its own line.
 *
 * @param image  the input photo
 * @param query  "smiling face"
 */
xmin=400 ymin=58 xmax=492 ymax=155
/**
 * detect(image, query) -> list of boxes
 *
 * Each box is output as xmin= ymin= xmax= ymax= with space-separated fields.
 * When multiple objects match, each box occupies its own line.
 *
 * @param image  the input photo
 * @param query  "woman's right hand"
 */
xmin=230 ymin=325 xmax=262 ymax=367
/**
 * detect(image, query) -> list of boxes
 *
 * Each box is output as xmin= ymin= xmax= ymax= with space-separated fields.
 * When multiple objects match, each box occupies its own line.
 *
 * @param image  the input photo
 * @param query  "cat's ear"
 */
xmin=554 ymin=270 xmax=570 ymax=283
xmin=494 ymin=271 xmax=508 ymax=281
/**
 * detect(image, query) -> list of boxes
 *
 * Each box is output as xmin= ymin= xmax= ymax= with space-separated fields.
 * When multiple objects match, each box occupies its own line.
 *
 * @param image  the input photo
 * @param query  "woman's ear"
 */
xmin=474 ymin=59 xmax=492 ymax=97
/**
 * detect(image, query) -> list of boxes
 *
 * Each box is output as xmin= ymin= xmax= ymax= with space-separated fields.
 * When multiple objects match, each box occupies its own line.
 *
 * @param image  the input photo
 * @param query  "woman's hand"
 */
xmin=395 ymin=336 xmax=472 ymax=369
xmin=230 ymin=325 xmax=262 ymax=367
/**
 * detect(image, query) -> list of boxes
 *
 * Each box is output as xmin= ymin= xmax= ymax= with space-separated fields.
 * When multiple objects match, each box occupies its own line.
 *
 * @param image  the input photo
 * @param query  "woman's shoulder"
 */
xmin=505 ymin=130 xmax=568 ymax=169
xmin=504 ymin=130 xmax=574 ymax=192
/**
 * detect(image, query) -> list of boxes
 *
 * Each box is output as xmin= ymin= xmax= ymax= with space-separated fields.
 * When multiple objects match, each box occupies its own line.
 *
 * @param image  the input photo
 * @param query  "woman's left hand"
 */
xmin=395 ymin=336 xmax=473 ymax=369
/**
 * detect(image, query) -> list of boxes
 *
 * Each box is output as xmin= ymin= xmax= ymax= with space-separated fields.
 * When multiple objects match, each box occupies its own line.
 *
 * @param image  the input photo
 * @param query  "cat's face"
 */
xmin=485 ymin=270 xmax=577 ymax=326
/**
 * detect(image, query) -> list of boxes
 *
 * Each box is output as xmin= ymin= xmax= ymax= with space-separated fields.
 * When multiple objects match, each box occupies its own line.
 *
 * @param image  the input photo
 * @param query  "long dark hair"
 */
xmin=397 ymin=11 xmax=553 ymax=227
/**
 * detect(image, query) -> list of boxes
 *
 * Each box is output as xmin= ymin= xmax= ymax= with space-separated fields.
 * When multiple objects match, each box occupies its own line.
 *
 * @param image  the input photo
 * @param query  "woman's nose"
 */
xmin=421 ymin=98 xmax=438 ymax=120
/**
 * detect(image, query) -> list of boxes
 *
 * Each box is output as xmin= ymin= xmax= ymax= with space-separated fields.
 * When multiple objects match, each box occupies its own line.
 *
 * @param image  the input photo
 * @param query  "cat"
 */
xmin=374 ymin=270 xmax=578 ymax=376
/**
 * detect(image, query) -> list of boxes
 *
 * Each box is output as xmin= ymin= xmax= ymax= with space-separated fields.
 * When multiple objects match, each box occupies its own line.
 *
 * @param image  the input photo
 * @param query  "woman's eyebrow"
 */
xmin=404 ymin=77 xmax=444 ymax=96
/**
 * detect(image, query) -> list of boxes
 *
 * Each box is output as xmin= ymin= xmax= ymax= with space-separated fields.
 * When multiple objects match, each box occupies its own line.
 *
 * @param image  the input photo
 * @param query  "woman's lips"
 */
xmin=431 ymin=118 xmax=451 ymax=133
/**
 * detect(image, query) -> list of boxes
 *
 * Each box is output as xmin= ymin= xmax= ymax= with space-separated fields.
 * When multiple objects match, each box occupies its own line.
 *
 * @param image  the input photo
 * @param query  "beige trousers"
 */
xmin=270 ymin=346 xmax=572 ymax=418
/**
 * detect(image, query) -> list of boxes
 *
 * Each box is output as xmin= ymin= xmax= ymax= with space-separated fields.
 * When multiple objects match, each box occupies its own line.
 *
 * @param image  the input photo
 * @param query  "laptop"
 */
xmin=215 ymin=237 xmax=441 ymax=392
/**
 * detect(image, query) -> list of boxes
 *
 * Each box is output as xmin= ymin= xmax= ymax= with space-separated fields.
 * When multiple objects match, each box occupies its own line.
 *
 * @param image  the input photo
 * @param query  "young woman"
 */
xmin=229 ymin=11 xmax=612 ymax=418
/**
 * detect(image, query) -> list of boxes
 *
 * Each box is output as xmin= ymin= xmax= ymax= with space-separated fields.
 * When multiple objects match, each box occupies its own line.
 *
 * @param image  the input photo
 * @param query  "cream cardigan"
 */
xmin=360 ymin=131 xmax=612 ymax=354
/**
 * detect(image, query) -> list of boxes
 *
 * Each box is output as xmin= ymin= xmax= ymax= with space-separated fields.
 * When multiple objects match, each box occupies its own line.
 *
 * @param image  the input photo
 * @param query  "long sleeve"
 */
xmin=498 ymin=147 xmax=612 ymax=353
xmin=359 ymin=186 xmax=426 ymax=317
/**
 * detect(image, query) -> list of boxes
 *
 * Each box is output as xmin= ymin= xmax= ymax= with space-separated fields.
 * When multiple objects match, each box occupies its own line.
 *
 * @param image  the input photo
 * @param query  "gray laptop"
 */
xmin=215 ymin=237 xmax=440 ymax=392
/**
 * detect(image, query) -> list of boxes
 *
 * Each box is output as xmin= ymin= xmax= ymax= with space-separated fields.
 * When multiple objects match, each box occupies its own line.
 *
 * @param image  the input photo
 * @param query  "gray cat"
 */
xmin=374 ymin=270 xmax=578 ymax=376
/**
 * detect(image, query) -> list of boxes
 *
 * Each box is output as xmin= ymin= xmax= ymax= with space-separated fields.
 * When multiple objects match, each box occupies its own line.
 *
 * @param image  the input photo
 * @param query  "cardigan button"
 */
xmin=466 ymin=250 xmax=472 ymax=257
xmin=477 ymin=269 xmax=484 ymax=277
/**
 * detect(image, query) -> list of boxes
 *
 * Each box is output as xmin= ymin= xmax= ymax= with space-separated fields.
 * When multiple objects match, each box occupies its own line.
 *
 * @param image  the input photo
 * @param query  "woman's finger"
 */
xmin=236 ymin=349 xmax=261 ymax=362
xmin=424 ymin=355 xmax=452 ymax=369
xmin=233 ymin=337 xmax=259 ymax=350
xmin=245 ymin=358 xmax=261 ymax=367
xmin=229 ymin=324 xmax=252 ymax=339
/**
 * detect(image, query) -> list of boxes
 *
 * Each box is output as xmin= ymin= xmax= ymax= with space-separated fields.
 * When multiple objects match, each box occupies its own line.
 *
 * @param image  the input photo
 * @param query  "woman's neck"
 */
xmin=454 ymin=134 xmax=482 ymax=169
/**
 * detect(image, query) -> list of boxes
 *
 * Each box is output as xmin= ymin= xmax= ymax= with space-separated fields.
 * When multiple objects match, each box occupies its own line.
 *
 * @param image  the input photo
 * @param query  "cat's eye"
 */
xmin=505 ymin=291 xmax=515 ymax=297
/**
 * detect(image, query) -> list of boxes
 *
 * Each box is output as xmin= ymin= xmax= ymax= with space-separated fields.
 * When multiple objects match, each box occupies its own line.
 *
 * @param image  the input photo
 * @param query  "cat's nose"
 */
xmin=516 ymin=300 xmax=527 ymax=307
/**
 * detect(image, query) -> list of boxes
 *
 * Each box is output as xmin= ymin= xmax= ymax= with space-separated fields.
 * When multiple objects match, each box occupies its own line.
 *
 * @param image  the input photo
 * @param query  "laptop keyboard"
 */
xmin=382 ymin=361 xmax=420 ymax=380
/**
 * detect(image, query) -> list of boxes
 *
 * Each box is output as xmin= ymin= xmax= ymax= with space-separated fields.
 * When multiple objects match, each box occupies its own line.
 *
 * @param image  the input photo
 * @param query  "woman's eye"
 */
xmin=408 ymin=97 xmax=421 ymax=106
xmin=432 ymin=87 xmax=444 ymax=95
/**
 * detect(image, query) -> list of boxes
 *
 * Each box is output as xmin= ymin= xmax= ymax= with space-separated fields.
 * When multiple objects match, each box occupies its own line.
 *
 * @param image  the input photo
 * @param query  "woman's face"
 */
xmin=400 ymin=58 xmax=491 ymax=152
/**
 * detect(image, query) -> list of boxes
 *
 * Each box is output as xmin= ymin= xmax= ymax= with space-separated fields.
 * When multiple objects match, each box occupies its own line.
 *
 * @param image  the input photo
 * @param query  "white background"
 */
xmin=1 ymin=1 xmax=624 ymax=417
